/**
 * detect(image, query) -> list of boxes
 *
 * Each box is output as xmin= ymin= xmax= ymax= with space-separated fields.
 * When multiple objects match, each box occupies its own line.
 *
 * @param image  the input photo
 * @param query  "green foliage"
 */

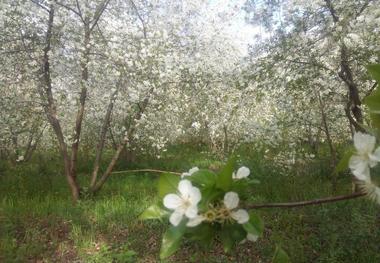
xmin=186 ymin=223 xmax=215 ymax=247
xmin=188 ymin=169 xmax=217 ymax=187
xmin=220 ymin=224 xmax=246 ymax=253
xmin=139 ymin=204 xmax=168 ymax=221
xmin=273 ymin=246 xmax=291 ymax=263
xmin=1 ymin=147 xmax=379 ymax=262
xmin=367 ymin=64 xmax=380 ymax=83
xmin=243 ymin=212 xmax=264 ymax=237
xmin=160 ymin=222 xmax=187 ymax=259
xmin=143 ymin=157 xmax=266 ymax=259
xmin=335 ymin=146 xmax=355 ymax=173
xmin=365 ymin=64 xmax=380 ymax=135
xmin=216 ymin=156 xmax=236 ymax=191
xmin=158 ymin=173 xmax=180 ymax=198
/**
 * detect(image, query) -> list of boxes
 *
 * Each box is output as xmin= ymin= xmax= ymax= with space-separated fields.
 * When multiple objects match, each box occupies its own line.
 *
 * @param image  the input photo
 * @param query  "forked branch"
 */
xmin=111 ymin=169 xmax=367 ymax=209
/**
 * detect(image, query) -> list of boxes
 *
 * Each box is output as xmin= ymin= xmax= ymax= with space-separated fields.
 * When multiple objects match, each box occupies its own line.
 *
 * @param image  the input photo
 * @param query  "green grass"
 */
xmin=0 ymin=145 xmax=379 ymax=262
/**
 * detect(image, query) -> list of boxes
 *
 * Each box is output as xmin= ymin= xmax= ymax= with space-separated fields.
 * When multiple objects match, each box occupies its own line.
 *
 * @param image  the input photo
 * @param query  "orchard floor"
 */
xmin=0 ymin=146 xmax=379 ymax=262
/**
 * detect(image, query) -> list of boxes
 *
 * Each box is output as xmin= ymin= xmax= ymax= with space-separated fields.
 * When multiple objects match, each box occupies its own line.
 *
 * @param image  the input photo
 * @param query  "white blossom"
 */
xmin=186 ymin=214 xmax=205 ymax=227
xmin=232 ymin=166 xmax=250 ymax=179
xmin=16 ymin=156 xmax=24 ymax=162
xmin=223 ymin=192 xmax=249 ymax=224
xmin=181 ymin=167 xmax=200 ymax=178
xmin=349 ymin=133 xmax=380 ymax=181
xmin=247 ymin=233 xmax=258 ymax=242
xmin=163 ymin=180 xmax=201 ymax=226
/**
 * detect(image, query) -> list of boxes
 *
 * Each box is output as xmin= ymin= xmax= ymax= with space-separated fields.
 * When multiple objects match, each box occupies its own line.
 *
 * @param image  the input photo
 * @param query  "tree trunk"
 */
xmin=317 ymin=91 xmax=337 ymax=192
xmin=90 ymin=87 xmax=119 ymax=188
xmin=38 ymin=6 xmax=80 ymax=203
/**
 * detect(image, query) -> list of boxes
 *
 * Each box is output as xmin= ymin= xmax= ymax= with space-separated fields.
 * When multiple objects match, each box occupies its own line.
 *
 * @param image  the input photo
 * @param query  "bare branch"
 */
xmin=55 ymin=1 xmax=84 ymax=22
xmin=130 ymin=0 xmax=147 ymax=38
xmin=89 ymin=0 xmax=111 ymax=32
xmin=112 ymin=169 xmax=181 ymax=175
xmin=29 ymin=0 xmax=50 ymax=12
xmin=110 ymin=168 xmax=366 ymax=208
xmin=246 ymin=192 xmax=366 ymax=209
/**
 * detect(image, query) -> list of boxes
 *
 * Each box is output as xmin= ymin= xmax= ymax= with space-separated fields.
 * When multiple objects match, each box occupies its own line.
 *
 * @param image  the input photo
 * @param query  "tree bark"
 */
xmin=70 ymin=19 xmax=90 ymax=181
xmin=324 ymin=0 xmax=366 ymax=132
xmin=90 ymin=86 xmax=119 ymax=188
xmin=91 ymin=87 xmax=154 ymax=193
xmin=316 ymin=91 xmax=337 ymax=192
xmin=38 ymin=6 xmax=80 ymax=202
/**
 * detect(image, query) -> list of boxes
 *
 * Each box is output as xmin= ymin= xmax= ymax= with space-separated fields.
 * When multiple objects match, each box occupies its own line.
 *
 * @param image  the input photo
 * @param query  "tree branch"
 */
xmin=29 ymin=0 xmax=49 ymax=12
xmin=110 ymin=169 xmax=367 ymax=209
xmin=112 ymin=169 xmax=181 ymax=175
xmin=246 ymin=192 xmax=366 ymax=209
xmin=90 ymin=0 xmax=111 ymax=32
xmin=130 ymin=0 xmax=147 ymax=38
xmin=55 ymin=1 xmax=83 ymax=21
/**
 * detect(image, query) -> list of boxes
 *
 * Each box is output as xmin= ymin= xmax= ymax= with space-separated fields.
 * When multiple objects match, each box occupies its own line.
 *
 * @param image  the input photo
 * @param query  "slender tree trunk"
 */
xmin=24 ymin=125 xmax=42 ymax=162
xmin=317 ymin=91 xmax=337 ymax=192
xmin=108 ymin=127 xmax=118 ymax=151
xmin=38 ymin=6 xmax=80 ymax=202
xmin=324 ymin=0 xmax=365 ymax=133
xmin=91 ymin=135 xmax=129 ymax=192
xmin=90 ymin=87 xmax=154 ymax=193
xmin=70 ymin=20 xmax=90 ymax=181
xmin=223 ymin=125 xmax=229 ymax=155
xmin=90 ymin=87 xmax=119 ymax=188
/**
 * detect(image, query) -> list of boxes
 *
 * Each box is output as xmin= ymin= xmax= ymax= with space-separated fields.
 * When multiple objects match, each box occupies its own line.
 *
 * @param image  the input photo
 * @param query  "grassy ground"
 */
xmin=0 ymin=145 xmax=379 ymax=262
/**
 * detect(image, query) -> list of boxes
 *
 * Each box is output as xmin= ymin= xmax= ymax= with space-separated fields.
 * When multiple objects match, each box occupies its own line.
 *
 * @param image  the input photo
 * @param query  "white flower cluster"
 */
xmin=163 ymin=179 xmax=201 ymax=226
xmin=349 ymin=132 xmax=380 ymax=203
xmin=163 ymin=166 xmax=256 ymax=241
xmin=349 ymin=133 xmax=380 ymax=180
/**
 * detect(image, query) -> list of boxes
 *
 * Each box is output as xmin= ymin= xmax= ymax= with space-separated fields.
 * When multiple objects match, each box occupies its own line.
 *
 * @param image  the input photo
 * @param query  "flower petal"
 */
xmin=189 ymin=186 xmax=201 ymax=204
xmin=247 ymin=233 xmax=258 ymax=242
xmin=236 ymin=166 xmax=250 ymax=179
xmin=163 ymin=194 xmax=182 ymax=210
xmin=224 ymin=192 xmax=239 ymax=210
xmin=349 ymin=155 xmax=369 ymax=177
xmin=186 ymin=215 xmax=204 ymax=227
xmin=231 ymin=209 xmax=249 ymax=224
xmin=354 ymin=132 xmax=376 ymax=155
xmin=178 ymin=179 xmax=193 ymax=198
xmin=189 ymin=167 xmax=199 ymax=175
xmin=169 ymin=210 xmax=183 ymax=226
xmin=369 ymin=147 xmax=380 ymax=164
xmin=185 ymin=205 xmax=198 ymax=218
xmin=352 ymin=165 xmax=370 ymax=181
xmin=181 ymin=172 xmax=191 ymax=178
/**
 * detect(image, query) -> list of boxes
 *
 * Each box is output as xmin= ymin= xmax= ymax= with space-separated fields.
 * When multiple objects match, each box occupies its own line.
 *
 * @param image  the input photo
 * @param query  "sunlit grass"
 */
xmin=0 ymin=146 xmax=379 ymax=262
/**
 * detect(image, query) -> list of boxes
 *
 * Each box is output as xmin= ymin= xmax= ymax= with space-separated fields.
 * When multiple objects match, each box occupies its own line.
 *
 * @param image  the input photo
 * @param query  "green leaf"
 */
xmin=220 ymin=224 xmax=246 ymax=253
xmin=160 ymin=222 xmax=186 ymax=259
xmin=187 ymin=223 xmax=216 ymax=248
xmin=197 ymin=187 xmax=224 ymax=211
xmin=139 ymin=204 xmax=168 ymax=221
xmin=367 ymin=64 xmax=380 ymax=83
xmin=272 ymin=245 xmax=291 ymax=263
xmin=365 ymin=92 xmax=380 ymax=112
xmin=366 ymin=64 xmax=380 ymax=135
xmin=243 ymin=212 xmax=264 ymax=237
xmin=365 ymin=94 xmax=380 ymax=135
xmin=158 ymin=173 xmax=180 ymax=198
xmin=231 ymin=180 xmax=249 ymax=197
xmin=216 ymin=156 xmax=237 ymax=191
xmin=335 ymin=146 xmax=355 ymax=174
xmin=248 ymin=179 xmax=261 ymax=185
xmin=188 ymin=169 xmax=217 ymax=187
xmin=369 ymin=113 xmax=380 ymax=137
